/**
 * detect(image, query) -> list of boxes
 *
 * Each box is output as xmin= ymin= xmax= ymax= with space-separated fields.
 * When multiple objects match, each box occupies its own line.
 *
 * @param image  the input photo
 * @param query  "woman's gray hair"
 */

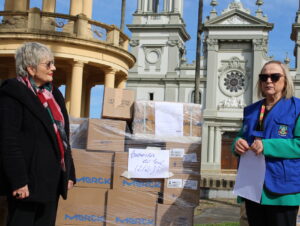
xmin=15 ymin=42 xmax=53 ymax=77
xmin=257 ymin=60 xmax=294 ymax=99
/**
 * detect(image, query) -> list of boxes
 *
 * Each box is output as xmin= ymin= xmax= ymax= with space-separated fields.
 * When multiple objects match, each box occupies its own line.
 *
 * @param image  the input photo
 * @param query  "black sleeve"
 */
xmin=0 ymin=95 xmax=28 ymax=191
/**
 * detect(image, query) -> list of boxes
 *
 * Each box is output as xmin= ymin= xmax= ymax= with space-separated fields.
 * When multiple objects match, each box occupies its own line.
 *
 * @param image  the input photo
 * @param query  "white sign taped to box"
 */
xmin=128 ymin=148 xmax=170 ymax=178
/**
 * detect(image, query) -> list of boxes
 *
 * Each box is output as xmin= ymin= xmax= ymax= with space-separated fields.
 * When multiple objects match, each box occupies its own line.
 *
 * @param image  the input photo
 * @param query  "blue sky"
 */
xmin=0 ymin=0 xmax=298 ymax=117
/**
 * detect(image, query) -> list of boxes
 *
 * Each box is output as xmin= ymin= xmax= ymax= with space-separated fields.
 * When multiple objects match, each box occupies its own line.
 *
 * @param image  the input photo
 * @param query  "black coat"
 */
xmin=0 ymin=78 xmax=75 ymax=202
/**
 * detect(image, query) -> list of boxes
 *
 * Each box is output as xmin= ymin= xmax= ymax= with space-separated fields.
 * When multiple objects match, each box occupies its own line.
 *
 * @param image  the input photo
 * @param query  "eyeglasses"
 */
xmin=39 ymin=60 xmax=55 ymax=69
xmin=259 ymin=73 xmax=283 ymax=83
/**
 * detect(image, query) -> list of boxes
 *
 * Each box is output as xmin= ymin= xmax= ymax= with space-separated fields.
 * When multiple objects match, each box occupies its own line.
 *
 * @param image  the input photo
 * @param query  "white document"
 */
xmin=128 ymin=148 xmax=170 ymax=178
xmin=155 ymin=102 xmax=183 ymax=137
xmin=233 ymin=150 xmax=266 ymax=203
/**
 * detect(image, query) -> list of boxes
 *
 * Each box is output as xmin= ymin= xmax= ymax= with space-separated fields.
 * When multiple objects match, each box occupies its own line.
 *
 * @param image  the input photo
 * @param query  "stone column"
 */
xmin=42 ymin=0 xmax=56 ymax=12
xmin=214 ymin=127 xmax=221 ymax=168
xmin=65 ymin=72 xmax=71 ymax=113
xmin=163 ymin=0 xmax=168 ymax=12
xmin=70 ymin=0 xmax=83 ymax=15
xmin=143 ymin=0 xmax=148 ymax=12
xmin=252 ymin=38 xmax=266 ymax=102
xmin=208 ymin=126 xmax=215 ymax=163
xmin=13 ymin=0 xmax=28 ymax=11
xmin=5 ymin=0 xmax=14 ymax=10
xmin=173 ymin=0 xmax=183 ymax=14
xmin=84 ymin=83 xmax=93 ymax=117
xmin=69 ymin=61 xmax=84 ymax=118
xmin=104 ymin=68 xmax=116 ymax=88
xmin=80 ymin=74 xmax=87 ymax=117
xmin=116 ymin=76 xmax=127 ymax=89
xmin=167 ymin=0 xmax=173 ymax=12
xmin=201 ymin=123 xmax=209 ymax=164
xmin=82 ymin=0 xmax=93 ymax=18
xmin=137 ymin=0 xmax=142 ymax=13
xmin=148 ymin=0 xmax=153 ymax=12
xmin=205 ymin=38 xmax=218 ymax=109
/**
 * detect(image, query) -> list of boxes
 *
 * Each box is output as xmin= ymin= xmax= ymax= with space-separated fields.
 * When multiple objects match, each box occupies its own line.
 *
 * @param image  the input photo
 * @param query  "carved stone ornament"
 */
xmin=218 ymin=57 xmax=249 ymax=97
xmin=222 ymin=1 xmax=250 ymax=14
xmin=218 ymin=96 xmax=245 ymax=109
xmin=220 ymin=15 xmax=250 ymax=25
xmin=205 ymin=38 xmax=218 ymax=51
xmin=253 ymin=38 xmax=268 ymax=52
xmin=145 ymin=49 xmax=160 ymax=64
xmin=167 ymin=40 xmax=179 ymax=47
xmin=129 ymin=39 xmax=140 ymax=47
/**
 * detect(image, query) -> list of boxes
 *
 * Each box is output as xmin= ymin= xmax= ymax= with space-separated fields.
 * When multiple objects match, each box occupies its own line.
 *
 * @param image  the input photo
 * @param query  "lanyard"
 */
xmin=259 ymin=104 xmax=266 ymax=129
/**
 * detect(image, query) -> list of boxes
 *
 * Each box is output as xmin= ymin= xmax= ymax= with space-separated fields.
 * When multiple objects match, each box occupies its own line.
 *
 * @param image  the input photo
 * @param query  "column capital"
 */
xmin=206 ymin=38 xmax=219 ymax=51
xmin=72 ymin=60 xmax=86 ymax=67
xmin=103 ymin=67 xmax=118 ymax=75
xmin=252 ymin=38 xmax=268 ymax=51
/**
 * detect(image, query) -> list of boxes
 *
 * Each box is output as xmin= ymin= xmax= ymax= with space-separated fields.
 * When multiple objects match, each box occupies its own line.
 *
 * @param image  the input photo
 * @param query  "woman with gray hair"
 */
xmin=233 ymin=60 xmax=300 ymax=226
xmin=0 ymin=42 xmax=75 ymax=226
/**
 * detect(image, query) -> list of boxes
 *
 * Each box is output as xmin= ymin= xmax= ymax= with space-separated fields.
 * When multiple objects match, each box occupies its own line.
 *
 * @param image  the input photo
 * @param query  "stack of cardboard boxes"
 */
xmin=56 ymin=88 xmax=202 ymax=226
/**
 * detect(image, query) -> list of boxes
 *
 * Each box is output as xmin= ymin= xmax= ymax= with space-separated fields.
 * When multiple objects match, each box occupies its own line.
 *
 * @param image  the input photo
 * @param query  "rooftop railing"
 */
xmin=0 ymin=8 xmax=129 ymax=50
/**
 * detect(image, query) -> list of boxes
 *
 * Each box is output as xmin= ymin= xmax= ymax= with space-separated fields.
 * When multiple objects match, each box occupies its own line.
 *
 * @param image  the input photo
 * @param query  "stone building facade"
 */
xmin=127 ymin=0 xmax=300 ymax=173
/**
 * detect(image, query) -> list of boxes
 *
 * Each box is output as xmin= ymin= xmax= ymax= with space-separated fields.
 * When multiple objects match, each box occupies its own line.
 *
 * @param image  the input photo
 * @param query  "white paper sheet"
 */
xmin=233 ymin=150 xmax=266 ymax=203
xmin=155 ymin=102 xmax=183 ymax=136
xmin=128 ymin=148 xmax=170 ymax=178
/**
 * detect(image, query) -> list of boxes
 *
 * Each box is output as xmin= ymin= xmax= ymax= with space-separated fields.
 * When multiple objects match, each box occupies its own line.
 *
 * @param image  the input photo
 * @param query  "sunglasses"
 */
xmin=39 ymin=60 xmax=55 ymax=69
xmin=259 ymin=73 xmax=283 ymax=83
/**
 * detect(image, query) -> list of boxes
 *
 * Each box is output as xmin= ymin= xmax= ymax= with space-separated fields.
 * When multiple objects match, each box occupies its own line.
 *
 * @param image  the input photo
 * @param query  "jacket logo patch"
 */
xmin=278 ymin=125 xmax=288 ymax=136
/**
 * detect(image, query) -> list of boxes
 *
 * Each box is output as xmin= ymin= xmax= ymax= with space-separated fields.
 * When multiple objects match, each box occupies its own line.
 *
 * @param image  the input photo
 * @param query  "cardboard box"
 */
xmin=166 ymin=141 xmax=201 ymax=174
xmin=125 ymin=136 xmax=166 ymax=152
xmin=86 ymin=118 xmax=126 ymax=152
xmin=169 ymin=158 xmax=200 ymax=174
xmin=163 ymin=174 xmax=200 ymax=207
xmin=113 ymin=152 xmax=163 ymax=192
xmin=56 ymin=187 xmax=107 ymax=225
xmin=156 ymin=203 xmax=194 ymax=226
xmin=102 ymin=87 xmax=135 ymax=120
xmin=166 ymin=140 xmax=201 ymax=158
xmin=132 ymin=101 xmax=202 ymax=137
xmin=106 ymin=190 xmax=157 ymax=226
xmin=72 ymin=149 xmax=114 ymax=189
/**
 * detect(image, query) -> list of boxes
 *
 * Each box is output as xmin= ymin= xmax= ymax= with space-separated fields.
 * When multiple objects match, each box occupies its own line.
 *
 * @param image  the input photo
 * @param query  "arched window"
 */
xmin=191 ymin=90 xmax=201 ymax=104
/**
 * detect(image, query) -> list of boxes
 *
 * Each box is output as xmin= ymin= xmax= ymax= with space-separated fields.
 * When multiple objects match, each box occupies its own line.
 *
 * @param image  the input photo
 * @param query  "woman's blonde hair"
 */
xmin=256 ymin=60 xmax=294 ymax=99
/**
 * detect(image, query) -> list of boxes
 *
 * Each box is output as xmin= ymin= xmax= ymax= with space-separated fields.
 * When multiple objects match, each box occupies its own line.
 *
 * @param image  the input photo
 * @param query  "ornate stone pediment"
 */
xmin=219 ymin=15 xmax=251 ymax=25
xmin=204 ymin=10 xmax=273 ymax=28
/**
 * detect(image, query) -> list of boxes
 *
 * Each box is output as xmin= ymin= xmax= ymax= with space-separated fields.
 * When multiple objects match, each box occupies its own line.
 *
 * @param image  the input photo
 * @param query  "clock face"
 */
xmin=146 ymin=50 xmax=160 ymax=64
xmin=219 ymin=70 xmax=247 ymax=96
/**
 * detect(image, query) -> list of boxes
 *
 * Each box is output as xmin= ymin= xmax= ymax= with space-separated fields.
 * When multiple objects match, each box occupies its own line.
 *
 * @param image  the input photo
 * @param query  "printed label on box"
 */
xmin=183 ymin=153 xmax=198 ymax=162
xmin=170 ymin=148 xmax=185 ymax=158
xmin=167 ymin=179 xmax=183 ymax=189
xmin=183 ymin=179 xmax=198 ymax=190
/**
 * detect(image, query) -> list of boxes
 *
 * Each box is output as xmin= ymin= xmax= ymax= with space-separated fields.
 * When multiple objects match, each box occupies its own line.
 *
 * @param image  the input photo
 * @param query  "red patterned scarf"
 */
xmin=17 ymin=76 xmax=67 ymax=171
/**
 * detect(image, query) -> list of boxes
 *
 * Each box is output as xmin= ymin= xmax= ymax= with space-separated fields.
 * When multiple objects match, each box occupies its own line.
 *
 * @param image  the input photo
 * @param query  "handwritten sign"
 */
xmin=128 ymin=149 xmax=170 ymax=178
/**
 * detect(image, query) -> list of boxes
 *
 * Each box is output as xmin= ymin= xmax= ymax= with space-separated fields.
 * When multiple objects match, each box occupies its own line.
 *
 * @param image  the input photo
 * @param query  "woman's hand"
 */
xmin=68 ymin=180 xmax=74 ymax=190
xmin=235 ymin=138 xmax=250 ymax=155
xmin=251 ymin=137 xmax=264 ymax=155
xmin=12 ymin=185 xmax=29 ymax=199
